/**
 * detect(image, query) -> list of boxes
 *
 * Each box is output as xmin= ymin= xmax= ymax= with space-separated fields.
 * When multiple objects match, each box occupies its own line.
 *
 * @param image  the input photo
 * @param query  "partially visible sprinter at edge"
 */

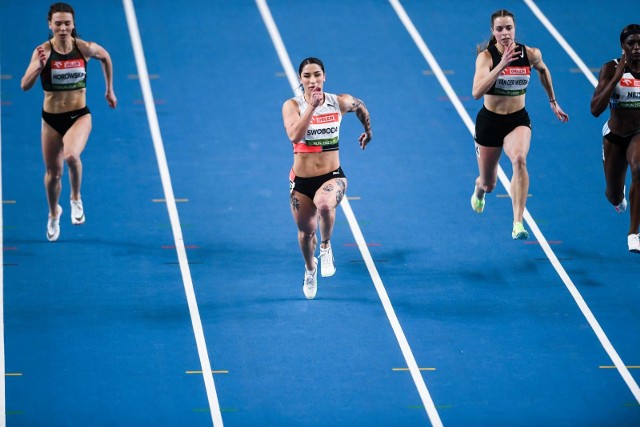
xmin=591 ymin=24 xmax=640 ymax=252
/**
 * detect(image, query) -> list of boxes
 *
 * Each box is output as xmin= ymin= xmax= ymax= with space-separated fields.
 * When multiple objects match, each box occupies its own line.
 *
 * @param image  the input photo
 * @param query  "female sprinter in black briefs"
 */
xmin=21 ymin=2 xmax=117 ymax=241
xmin=282 ymin=57 xmax=372 ymax=299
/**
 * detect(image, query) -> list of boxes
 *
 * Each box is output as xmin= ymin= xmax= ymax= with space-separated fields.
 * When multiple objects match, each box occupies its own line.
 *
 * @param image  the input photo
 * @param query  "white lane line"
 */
xmin=523 ymin=0 xmax=640 ymax=405
xmin=256 ymin=1 xmax=442 ymax=425
xmin=523 ymin=0 xmax=599 ymax=87
xmin=391 ymin=0 xmax=640 ymax=406
xmin=121 ymin=1 xmax=224 ymax=425
xmin=0 ymin=54 xmax=6 ymax=427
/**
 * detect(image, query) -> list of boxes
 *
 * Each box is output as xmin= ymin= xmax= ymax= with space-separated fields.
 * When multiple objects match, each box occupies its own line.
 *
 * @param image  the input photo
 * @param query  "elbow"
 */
xmin=20 ymin=75 xmax=36 ymax=91
xmin=471 ymin=86 xmax=483 ymax=100
xmin=590 ymin=103 xmax=603 ymax=118
xmin=287 ymin=133 xmax=300 ymax=144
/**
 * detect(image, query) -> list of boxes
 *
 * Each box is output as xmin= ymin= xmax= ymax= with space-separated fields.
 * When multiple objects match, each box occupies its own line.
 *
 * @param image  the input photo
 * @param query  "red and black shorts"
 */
xmin=289 ymin=166 xmax=346 ymax=200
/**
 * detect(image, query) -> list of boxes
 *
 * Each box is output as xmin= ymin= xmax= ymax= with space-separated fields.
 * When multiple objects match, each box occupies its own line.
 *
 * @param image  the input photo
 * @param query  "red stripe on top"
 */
xmin=293 ymin=142 xmax=322 ymax=153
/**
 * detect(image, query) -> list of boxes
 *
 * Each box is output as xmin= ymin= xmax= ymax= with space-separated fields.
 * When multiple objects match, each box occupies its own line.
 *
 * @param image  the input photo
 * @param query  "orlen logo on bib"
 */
xmin=503 ymin=66 xmax=530 ymax=75
xmin=620 ymin=78 xmax=640 ymax=88
xmin=310 ymin=113 xmax=339 ymax=125
xmin=52 ymin=60 xmax=83 ymax=69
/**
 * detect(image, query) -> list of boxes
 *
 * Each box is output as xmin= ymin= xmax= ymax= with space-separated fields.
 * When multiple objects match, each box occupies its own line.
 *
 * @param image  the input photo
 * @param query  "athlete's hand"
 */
xmin=36 ymin=46 xmax=47 ymax=69
xmin=106 ymin=89 xmax=117 ymax=109
xmin=499 ymin=42 xmax=521 ymax=70
xmin=358 ymin=131 xmax=372 ymax=149
xmin=310 ymin=88 xmax=323 ymax=108
xmin=614 ymin=51 xmax=627 ymax=79
xmin=551 ymin=101 xmax=569 ymax=123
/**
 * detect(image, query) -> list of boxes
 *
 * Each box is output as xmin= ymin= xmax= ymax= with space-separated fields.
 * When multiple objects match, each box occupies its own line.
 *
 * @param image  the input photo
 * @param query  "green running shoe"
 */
xmin=512 ymin=221 xmax=529 ymax=240
xmin=470 ymin=193 xmax=485 ymax=213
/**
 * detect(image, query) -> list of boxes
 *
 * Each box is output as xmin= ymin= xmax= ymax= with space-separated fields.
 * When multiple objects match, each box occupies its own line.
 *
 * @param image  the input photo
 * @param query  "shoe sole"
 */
xmin=303 ymin=287 xmax=317 ymax=299
xmin=72 ymin=215 xmax=85 ymax=225
xmin=321 ymin=267 xmax=336 ymax=278
xmin=512 ymin=232 xmax=529 ymax=240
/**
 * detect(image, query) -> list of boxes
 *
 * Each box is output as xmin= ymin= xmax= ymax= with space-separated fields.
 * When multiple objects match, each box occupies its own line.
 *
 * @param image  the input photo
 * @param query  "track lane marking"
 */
xmin=256 ymin=1 xmax=442 ymax=425
xmin=122 ymin=1 xmax=223 ymax=425
xmin=391 ymin=0 xmax=640 ymax=406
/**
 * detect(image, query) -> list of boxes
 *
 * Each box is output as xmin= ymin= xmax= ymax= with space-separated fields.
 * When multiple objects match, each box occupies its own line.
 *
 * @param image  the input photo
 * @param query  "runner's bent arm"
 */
xmin=21 ymin=45 xmax=48 ymax=91
xmin=79 ymin=40 xmax=117 ymax=108
xmin=338 ymin=94 xmax=372 ymax=149
xmin=591 ymin=59 xmax=625 ymax=117
xmin=529 ymin=47 xmax=568 ymax=122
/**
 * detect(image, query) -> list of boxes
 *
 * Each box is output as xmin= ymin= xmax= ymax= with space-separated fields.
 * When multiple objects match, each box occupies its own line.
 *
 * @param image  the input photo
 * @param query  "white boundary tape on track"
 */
xmin=523 ymin=0 xmax=640 ymax=405
xmin=121 ymin=1 xmax=224 ymax=425
xmin=391 ymin=0 xmax=640 ymax=406
xmin=523 ymin=0 xmax=599 ymax=87
xmin=255 ymin=1 xmax=443 ymax=426
xmin=0 ymin=56 xmax=6 ymax=427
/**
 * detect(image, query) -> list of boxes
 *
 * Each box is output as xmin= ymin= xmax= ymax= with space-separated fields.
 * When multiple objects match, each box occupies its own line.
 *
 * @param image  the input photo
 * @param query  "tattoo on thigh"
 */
xmin=290 ymin=194 xmax=300 ymax=211
xmin=335 ymin=179 xmax=346 ymax=204
xmin=322 ymin=183 xmax=333 ymax=193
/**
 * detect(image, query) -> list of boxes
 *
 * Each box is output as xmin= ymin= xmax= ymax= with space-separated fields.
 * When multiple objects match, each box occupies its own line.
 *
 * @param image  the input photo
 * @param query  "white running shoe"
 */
xmin=628 ymin=234 xmax=640 ymax=253
xmin=70 ymin=198 xmax=85 ymax=225
xmin=47 ymin=204 xmax=62 ymax=242
xmin=302 ymin=258 xmax=318 ymax=299
xmin=319 ymin=246 xmax=336 ymax=277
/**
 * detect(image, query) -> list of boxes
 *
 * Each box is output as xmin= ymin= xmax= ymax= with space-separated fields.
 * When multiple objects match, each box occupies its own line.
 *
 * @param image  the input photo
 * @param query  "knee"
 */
xmin=511 ymin=153 xmax=527 ymax=170
xmin=315 ymin=200 xmax=335 ymax=218
xmin=64 ymin=152 xmax=81 ymax=168
xmin=45 ymin=168 xmax=62 ymax=182
xmin=298 ymin=229 xmax=316 ymax=243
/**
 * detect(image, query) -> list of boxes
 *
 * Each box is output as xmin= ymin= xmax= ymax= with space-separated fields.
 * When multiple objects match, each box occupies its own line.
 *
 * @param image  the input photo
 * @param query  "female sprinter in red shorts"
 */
xmin=282 ymin=57 xmax=372 ymax=299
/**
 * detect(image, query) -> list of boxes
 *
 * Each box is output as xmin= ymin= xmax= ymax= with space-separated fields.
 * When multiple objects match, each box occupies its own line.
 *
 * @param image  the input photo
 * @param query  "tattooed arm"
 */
xmin=338 ymin=94 xmax=372 ymax=149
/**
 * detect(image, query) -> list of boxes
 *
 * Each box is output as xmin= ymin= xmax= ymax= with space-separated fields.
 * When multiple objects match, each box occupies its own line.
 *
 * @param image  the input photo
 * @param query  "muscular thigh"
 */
xmin=503 ymin=126 xmax=531 ymax=159
xmin=63 ymin=115 xmax=92 ymax=155
xmin=626 ymin=134 xmax=640 ymax=165
xmin=291 ymin=191 xmax=318 ymax=232
xmin=41 ymin=123 xmax=64 ymax=169
xmin=313 ymin=178 xmax=347 ymax=207
xmin=603 ymin=138 xmax=628 ymax=184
